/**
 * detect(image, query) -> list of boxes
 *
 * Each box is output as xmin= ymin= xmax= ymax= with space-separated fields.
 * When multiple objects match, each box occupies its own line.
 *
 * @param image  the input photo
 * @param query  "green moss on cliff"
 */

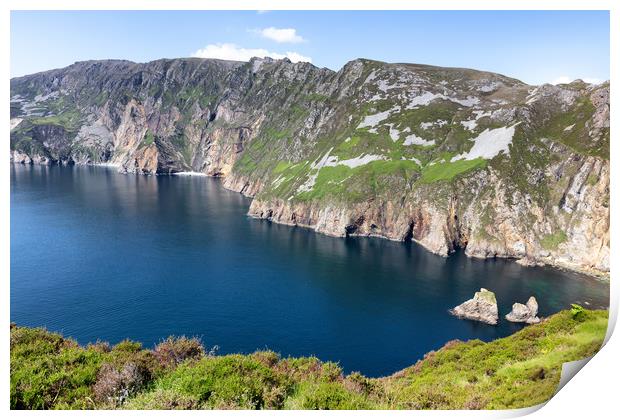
xmin=539 ymin=97 xmax=608 ymax=159
xmin=30 ymin=109 xmax=82 ymax=132
xmin=295 ymin=159 xmax=420 ymax=203
xmin=141 ymin=130 xmax=155 ymax=147
xmin=419 ymin=158 xmax=487 ymax=183
xmin=540 ymin=230 xmax=568 ymax=250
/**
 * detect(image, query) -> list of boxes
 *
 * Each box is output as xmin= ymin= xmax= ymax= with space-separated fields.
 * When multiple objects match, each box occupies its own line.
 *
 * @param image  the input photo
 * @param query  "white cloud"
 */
xmin=551 ymin=76 xmax=603 ymax=85
xmin=191 ymin=43 xmax=312 ymax=63
xmin=256 ymin=27 xmax=305 ymax=43
xmin=551 ymin=76 xmax=572 ymax=85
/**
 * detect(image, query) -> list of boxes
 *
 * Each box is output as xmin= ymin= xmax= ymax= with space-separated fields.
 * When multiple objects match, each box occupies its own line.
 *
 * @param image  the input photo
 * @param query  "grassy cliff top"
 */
xmin=474 ymin=288 xmax=497 ymax=304
xmin=10 ymin=308 xmax=607 ymax=410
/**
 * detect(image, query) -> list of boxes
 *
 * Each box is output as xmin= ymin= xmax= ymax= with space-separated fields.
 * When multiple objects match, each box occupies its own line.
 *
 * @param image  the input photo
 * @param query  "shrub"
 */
xmin=571 ymin=304 xmax=586 ymax=321
xmin=407 ymin=388 xmax=451 ymax=410
xmin=153 ymin=336 xmax=205 ymax=369
xmin=108 ymin=340 xmax=161 ymax=378
xmin=124 ymin=389 xmax=200 ymax=410
xmin=153 ymin=355 xmax=285 ymax=409
xmin=88 ymin=341 xmax=111 ymax=353
xmin=275 ymin=357 xmax=342 ymax=382
xmin=295 ymin=381 xmax=370 ymax=410
xmin=113 ymin=340 xmax=143 ymax=353
xmin=344 ymin=371 xmax=381 ymax=397
xmin=252 ymin=350 xmax=280 ymax=367
xmin=10 ymin=327 xmax=104 ymax=409
xmin=92 ymin=362 xmax=148 ymax=407
xmin=275 ymin=357 xmax=322 ymax=381
xmin=463 ymin=394 xmax=488 ymax=410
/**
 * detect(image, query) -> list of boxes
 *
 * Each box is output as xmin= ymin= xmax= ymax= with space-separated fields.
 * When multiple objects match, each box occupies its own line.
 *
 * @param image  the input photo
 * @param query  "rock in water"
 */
xmin=505 ymin=303 xmax=531 ymax=322
xmin=449 ymin=288 xmax=499 ymax=325
xmin=526 ymin=296 xmax=538 ymax=315
xmin=506 ymin=296 xmax=540 ymax=324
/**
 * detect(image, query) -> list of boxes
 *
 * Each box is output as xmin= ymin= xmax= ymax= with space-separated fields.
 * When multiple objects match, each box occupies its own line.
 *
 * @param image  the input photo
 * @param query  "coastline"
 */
xmin=9 ymin=159 xmax=610 ymax=281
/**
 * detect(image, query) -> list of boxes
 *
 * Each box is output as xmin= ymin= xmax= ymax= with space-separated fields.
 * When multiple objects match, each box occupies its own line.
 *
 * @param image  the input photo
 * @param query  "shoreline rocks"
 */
xmin=449 ymin=288 xmax=499 ymax=325
xmin=506 ymin=296 xmax=541 ymax=324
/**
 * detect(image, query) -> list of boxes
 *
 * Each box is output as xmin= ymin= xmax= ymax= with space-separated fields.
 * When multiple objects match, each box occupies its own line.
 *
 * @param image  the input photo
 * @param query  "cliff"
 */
xmin=10 ymin=57 xmax=610 ymax=275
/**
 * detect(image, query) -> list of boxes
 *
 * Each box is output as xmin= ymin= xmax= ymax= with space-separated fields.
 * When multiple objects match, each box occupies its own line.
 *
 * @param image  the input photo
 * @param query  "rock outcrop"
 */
xmin=506 ymin=296 xmax=541 ymax=324
xmin=449 ymin=288 xmax=499 ymax=325
xmin=10 ymin=58 xmax=610 ymax=276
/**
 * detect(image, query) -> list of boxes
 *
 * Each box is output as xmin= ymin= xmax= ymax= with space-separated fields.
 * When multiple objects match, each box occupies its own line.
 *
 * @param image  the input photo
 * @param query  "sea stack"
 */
xmin=450 ymin=288 xmax=499 ymax=325
xmin=505 ymin=296 xmax=541 ymax=324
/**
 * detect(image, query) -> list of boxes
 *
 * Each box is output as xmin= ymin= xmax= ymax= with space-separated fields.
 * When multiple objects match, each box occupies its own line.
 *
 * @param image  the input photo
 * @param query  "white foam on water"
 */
xmin=91 ymin=162 xmax=121 ymax=168
xmin=174 ymin=171 xmax=208 ymax=176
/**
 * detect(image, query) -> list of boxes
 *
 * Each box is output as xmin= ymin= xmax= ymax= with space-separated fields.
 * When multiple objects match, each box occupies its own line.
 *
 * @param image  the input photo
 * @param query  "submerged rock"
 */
xmin=506 ymin=296 xmax=540 ymax=324
xmin=449 ymin=288 xmax=499 ymax=325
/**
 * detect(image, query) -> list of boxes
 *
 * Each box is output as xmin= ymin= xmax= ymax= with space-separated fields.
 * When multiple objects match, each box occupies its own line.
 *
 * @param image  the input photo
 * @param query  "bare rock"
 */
xmin=526 ymin=296 xmax=538 ymax=315
xmin=450 ymin=288 xmax=499 ymax=325
xmin=516 ymin=257 xmax=541 ymax=267
xmin=506 ymin=296 xmax=540 ymax=324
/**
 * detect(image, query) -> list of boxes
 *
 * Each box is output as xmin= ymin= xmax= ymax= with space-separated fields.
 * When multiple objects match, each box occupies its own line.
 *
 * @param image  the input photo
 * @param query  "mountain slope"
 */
xmin=10 ymin=57 xmax=610 ymax=275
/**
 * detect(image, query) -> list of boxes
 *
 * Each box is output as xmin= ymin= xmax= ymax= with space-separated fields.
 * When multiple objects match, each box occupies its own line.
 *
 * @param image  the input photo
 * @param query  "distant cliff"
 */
xmin=10 ymin=57 xmax=610 ymax=275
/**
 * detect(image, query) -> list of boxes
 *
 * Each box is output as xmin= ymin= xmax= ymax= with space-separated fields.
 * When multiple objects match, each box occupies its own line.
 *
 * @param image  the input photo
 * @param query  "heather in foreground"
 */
xmin=10 ymin=308 xmax=608 ymax=410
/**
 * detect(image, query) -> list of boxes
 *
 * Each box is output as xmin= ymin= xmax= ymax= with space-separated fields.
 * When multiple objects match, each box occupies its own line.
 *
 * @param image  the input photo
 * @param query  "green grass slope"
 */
xmin=10 ymin=308 xmax=607 ymax=410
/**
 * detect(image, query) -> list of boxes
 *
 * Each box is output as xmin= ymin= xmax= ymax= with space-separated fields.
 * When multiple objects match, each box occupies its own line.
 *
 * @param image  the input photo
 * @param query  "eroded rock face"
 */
xmin=506 ymin=296 xmax=540 ymax=324
xmin=449 ymin=288 xmax=499 ymax=325
xmin=10 ymin=58 xmax=610 ymax=276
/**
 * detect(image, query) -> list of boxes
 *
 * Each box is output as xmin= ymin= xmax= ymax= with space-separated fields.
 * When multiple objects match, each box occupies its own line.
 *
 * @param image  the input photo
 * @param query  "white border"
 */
xmin=2 ymin=1 xmax=617 ymax=419
xmin=1 ymin=0 xmax=617 ymax=10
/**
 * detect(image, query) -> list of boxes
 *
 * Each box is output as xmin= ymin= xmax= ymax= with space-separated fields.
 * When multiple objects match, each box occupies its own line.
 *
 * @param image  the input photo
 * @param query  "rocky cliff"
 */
xmin=10 ymin=57 xmax=610 ymax=275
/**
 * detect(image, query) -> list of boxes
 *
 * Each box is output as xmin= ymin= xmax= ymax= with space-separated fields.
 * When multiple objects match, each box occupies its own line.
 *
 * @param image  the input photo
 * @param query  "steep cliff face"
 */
xmin=10 ymin=57 xmax=610 ymax=275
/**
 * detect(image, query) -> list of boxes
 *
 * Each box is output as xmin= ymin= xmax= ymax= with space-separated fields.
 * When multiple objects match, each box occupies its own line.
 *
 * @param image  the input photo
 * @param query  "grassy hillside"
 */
xmin=10 ymin=308 xmax=607 ymax=410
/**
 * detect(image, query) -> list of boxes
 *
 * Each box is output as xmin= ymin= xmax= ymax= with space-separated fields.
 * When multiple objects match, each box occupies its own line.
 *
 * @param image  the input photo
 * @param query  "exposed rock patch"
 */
xmin=506 ymin=297 xmax=541 ymax=324
xmin=449 ymin=288 xmax=499 ymax=325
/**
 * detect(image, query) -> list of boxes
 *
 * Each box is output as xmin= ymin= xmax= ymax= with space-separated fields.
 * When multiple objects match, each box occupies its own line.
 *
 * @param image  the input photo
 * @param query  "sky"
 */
xmin=10 ymin=10 xmax=609 ymax=85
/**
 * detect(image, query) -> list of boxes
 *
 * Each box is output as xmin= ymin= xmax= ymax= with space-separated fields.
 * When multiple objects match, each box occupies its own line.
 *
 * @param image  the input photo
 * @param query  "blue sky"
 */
xmin=11 ymin=10 xmax=609 ymax=85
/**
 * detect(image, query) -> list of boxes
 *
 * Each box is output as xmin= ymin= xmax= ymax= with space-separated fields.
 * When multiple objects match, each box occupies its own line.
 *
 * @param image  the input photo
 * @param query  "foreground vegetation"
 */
xmin=10 ymin=308 xmax=607 ymax=410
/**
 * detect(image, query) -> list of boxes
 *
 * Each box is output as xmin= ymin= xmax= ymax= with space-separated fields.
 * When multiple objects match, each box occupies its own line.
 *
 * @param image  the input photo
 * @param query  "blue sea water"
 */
xmin=10 ymin=164 xmax=609 ymax=377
